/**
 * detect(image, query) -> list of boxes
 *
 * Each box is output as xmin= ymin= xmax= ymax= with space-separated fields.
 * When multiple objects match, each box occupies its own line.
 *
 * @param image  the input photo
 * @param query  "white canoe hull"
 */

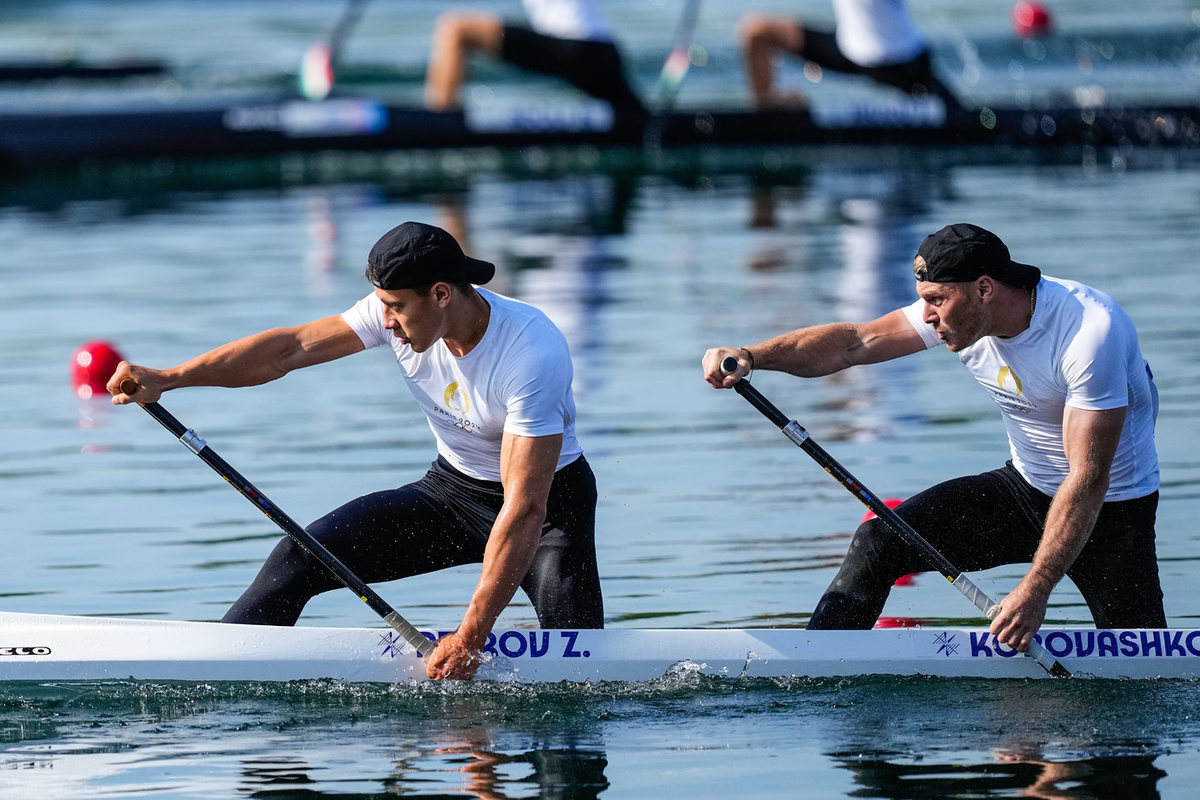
xmin=0 ymin=611 xmax=1197 ymax=683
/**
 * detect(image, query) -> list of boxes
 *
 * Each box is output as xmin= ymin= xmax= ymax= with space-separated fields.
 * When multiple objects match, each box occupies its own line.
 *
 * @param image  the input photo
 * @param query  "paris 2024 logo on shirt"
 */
xmin=443 ymin=382 xmax=469 ymax=414
xmin=438 ymin=381 xmax=480 ymax=434
xmin=989 ymin=365 xmax=1035 ymax=414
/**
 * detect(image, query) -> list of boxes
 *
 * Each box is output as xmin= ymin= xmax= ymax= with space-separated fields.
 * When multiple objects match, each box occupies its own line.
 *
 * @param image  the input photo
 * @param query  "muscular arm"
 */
xmin=426 ymin=431 xmax=562 ymax=680
xmin=109 ymin=315 xmax=364 ymax=403
xmin=990 ymin=405 xmax=1127 ymax=650
xmin=703 ymin=309 xmax=926 ymax=388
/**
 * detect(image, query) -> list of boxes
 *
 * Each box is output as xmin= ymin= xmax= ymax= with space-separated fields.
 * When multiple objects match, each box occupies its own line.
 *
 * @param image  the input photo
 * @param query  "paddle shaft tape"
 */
xmin=137 ymin=400 xmax=435 ymax=658
xmin=728 ymin=374 xmax=1071 ymax=677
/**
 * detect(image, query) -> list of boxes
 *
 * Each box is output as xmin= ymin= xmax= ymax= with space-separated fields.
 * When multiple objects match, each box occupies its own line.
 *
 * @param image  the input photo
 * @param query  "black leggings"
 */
xmin=796 ymin=29 xmax=961 ymax=109
xmin=222 ymin=455 xmax=603 ymax=629
xmin=500 ymin=25 xmax=646 ymax=115
xmin=807 ymin=463 xmax=1165 ymax=629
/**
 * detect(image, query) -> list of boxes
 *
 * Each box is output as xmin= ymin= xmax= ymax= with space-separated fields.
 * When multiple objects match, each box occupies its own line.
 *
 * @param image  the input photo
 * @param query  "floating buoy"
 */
xmin=71 ymin=340 xmax=124 ymax=400
xmin=1012 ymin=0 xmax=1053 ymax=38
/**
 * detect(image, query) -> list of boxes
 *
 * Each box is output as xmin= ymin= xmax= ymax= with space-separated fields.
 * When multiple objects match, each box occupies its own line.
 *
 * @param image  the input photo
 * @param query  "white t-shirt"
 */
xmin=342 ymin=287 xmax=583 ymax=482
xmin=901 ymin=276 xmax=1159 ymax=500
xmin=522 ymin=0 xmax=612 ymax=42
xmin=833 ymin=0 xmax=927 ymax=67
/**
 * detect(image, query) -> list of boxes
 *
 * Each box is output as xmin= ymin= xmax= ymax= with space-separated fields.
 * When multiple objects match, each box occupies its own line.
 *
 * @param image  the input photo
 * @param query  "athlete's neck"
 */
xmin=443 ymin=288 xmax=491 ymax=357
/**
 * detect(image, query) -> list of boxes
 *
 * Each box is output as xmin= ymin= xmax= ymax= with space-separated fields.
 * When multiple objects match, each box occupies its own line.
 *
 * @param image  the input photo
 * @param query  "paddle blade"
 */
xmin=299 ymin=43 xmax=334 ymax=101
xmin=655 ymin=47 xmax=692 ymax=98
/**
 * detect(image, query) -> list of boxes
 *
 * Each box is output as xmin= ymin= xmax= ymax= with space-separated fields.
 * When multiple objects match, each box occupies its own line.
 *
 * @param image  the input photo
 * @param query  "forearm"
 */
xmin=456 ymin=506 xmax=545 ymax=647
xmin=158 ymin=328 xmax=310 ymax=390
xmin=1025 ymin=472 xmax=1107 ymax=594
xmin=747 ymin=323 xmax=868 ymax=377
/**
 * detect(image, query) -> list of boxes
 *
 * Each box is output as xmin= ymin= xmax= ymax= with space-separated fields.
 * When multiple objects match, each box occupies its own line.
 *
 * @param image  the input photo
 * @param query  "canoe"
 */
xmin=1 ymin=611 xmax=1196 ymax=683
xmin=0 ymin=58 xmax=167 ymax=82
xmin=2 ymin=93 xmax=1198 ymax=173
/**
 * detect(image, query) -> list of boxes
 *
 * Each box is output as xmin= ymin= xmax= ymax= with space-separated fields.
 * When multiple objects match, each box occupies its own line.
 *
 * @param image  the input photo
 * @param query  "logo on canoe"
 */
xmin=0 ymin=646 xmax=51 ymax=656
xmin=932 ymin=632 xmax=960 ymax=656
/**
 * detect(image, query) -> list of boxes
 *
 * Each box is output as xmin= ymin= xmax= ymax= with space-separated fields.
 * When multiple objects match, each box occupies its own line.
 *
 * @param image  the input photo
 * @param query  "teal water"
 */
xmin=2 ymin=1 xmax=1200 ymax=797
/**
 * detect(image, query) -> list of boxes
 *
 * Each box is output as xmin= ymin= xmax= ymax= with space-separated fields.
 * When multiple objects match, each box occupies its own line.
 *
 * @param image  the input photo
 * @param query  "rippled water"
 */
xmin=2 ymin=1 xmax=1200 ymax=797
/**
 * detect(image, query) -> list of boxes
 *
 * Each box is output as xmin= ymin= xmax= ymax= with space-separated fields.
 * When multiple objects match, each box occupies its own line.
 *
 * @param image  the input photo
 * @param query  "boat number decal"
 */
xmin=377 ymin=630 xmax=590 ymax=660
xmin=0 ymin=646 xmax=52 ymax=656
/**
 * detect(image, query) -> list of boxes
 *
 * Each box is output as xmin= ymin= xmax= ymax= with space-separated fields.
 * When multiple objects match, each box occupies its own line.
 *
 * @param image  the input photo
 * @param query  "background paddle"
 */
xmin=299 ymin=0 xmax=370 ymax=100
xmin=719 ymin=358 xmax=1071 ymax=678
xmin=644 ymin=0 xmax=702 ymax=147
xmin=119 ymin=378 xmax=435 ymax=658
xmin=652 ymin=0 xmax=702 ymax=111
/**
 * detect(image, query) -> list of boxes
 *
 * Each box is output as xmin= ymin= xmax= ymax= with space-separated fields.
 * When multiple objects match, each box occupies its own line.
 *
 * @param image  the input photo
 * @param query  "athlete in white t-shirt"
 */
xmin=424 ymin=0 xmax=644 ymax=118
xmin=704 ymin=223 xmax=1165 ymax=651
xmin=738 ymin=0 xmax=961 ymax=109
xmin=109 ymin=221 xmax=603 ymax=682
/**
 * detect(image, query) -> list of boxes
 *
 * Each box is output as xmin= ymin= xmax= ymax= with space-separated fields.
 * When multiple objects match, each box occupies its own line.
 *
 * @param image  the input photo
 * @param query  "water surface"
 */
xmin=2 ymin=1 xmax=1200 ymax=797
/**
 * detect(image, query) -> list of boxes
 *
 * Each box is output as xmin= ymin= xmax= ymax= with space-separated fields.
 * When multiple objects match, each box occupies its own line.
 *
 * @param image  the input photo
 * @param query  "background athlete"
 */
xmin=738 ymin=0 xmax=961 ymax=110
xmin=425 ymin=0 xmax=645 ymax=120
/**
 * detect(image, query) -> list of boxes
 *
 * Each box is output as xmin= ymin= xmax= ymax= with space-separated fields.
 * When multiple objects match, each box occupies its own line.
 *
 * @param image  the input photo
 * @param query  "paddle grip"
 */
xmin=119 ymin=377 xmax=139 ymax=395
xmin=718 ymin=359 xmax=793 ymax=435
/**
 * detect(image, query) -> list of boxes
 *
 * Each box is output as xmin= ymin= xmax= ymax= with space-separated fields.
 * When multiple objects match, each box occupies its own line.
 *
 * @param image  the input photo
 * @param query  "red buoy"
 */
xmin=1012 ymin=1 xmax=1053 ymax=38
xmin=71 ymin=340 xmax=124 ymax=400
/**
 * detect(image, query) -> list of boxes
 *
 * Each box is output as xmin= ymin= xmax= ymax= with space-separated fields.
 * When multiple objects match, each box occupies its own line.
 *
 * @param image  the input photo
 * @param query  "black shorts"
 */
xmin=794 ymin=28 xmax=956 ymax=104
xmin=223 ymin=454 xmax=604 ymax=629
xmin=500 ymin=25 xmax=645 ymax=113
xmin=808 ymin=462 xmax=1165 ymax=630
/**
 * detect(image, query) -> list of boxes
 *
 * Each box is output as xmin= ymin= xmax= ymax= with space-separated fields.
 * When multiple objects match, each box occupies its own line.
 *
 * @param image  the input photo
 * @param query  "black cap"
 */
xmin=913 ymin=224 xmax=1041 ymax=290
xmin=366 ymin=221 xmax=495 ymax=290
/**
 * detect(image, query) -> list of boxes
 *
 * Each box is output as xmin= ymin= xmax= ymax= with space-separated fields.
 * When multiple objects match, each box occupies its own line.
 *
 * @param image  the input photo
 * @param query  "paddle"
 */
xmin=118 ymin=377 xmax=435 ymax=658
xmin=719 ymin=358 xmax=1071 ymax=678
xmin=299 ymin=0 xmax=370 ymax=101
xmin=644 ymin=0 xmax=702 ymax=147
xmin=652 ymin=0 xmax=702 ymax=111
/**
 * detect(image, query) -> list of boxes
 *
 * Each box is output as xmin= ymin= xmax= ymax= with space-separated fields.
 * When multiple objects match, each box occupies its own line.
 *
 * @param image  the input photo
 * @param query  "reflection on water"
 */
xmin=3 ymin=676 xmax=1196 ymax=799
xmin=237 ymin=743 xmax=609 ymax=799
xmin=836 ymin=754 xmax=1166 ymax=799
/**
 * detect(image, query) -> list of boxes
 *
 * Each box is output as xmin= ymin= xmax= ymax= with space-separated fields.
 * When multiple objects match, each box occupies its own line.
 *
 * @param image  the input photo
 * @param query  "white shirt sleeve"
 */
xmin=340 ymin=293 xmax=389 ymax=350
xmin=1061 ymin=305 xmax=1133 ymax=411
xmin=900 ymin=299 xmax=943 ymax=350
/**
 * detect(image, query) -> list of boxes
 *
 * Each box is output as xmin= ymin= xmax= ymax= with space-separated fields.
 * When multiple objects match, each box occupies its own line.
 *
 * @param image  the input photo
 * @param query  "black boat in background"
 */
xmin=0 ymin=58 xmax=167 ymax=83
xmin=2 ymin=91 xmax=1197 ymax=176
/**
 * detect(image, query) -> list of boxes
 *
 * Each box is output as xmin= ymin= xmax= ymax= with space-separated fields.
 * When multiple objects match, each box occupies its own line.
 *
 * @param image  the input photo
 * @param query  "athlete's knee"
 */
xmin=846 ymin=518 xmax=895 ymax=564
xmin=259 ymin=536 xmax=333 ymax=595
xmin=737 ymin=14 xmax=803 ymax=53
xmin=432 ymin=13 xmax=502 ymax=55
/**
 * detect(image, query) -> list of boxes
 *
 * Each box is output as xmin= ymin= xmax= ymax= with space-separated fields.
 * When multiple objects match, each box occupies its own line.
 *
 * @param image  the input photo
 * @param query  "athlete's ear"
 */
xmin=976 ymin=276 xmax=995 ymax=302
xmin=431 ymin=282 xmax=454 ymax=308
